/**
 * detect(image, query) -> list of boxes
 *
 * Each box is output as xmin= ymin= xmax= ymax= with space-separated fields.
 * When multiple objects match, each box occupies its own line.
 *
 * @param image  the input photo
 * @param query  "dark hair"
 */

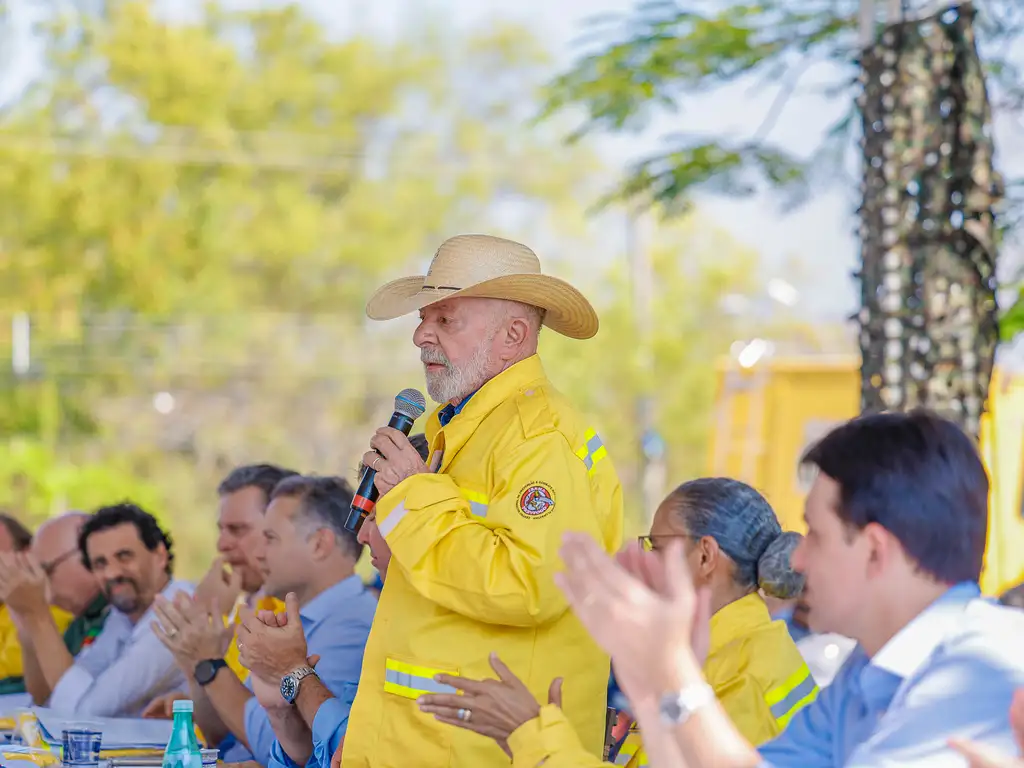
xmin=271 ymin=476 xmax=362 ymax=560
xmin=801 ymin=408 xmax=988 ymax=584
xmin=356 ymin=434 xmax=430 ymax=479
xmin=218 ymin=464 xmax=301 ymax=505
xmin=668 ymin=477 xmax=804 ymax=599
xmin=0 ymin=514 xmax=33 ymax=552
xmin=79 ymin=502 xmax=175 ymax=575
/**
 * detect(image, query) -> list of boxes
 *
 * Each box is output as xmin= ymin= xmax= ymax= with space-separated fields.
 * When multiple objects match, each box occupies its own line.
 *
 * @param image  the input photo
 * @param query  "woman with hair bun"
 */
xmin=615 ymin=477 xmax=817 ymax=763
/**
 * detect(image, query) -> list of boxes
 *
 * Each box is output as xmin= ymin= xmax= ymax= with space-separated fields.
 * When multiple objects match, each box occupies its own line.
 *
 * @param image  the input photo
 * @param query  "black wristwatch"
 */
xmin=194 ymin=658 xmax=229 ymax=686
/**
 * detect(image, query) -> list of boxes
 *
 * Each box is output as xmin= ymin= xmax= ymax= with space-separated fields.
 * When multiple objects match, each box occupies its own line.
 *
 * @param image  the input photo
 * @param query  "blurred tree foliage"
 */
xmin=0 ymin=0 xmax=787 ymax=572
xmin=542 ymin=214 xmax=835 ymax=531
xmin=541 ymin=1 xmax=1024 ymax=333
xmin=541 ymin=0 xmax=1022 ymax=213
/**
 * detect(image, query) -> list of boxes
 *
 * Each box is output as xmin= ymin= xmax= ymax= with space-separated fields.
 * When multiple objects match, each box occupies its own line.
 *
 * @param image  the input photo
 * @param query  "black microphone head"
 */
xmin=395 ymin=388 xmax=427 ymax=419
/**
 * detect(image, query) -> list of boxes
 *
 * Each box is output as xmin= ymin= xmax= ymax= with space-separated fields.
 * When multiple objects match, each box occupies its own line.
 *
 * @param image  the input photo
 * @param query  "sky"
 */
xmin=305 ymin=0 xmax=865 ymax=319
xmin=4 ymin=0 xmax=1022 ymax=322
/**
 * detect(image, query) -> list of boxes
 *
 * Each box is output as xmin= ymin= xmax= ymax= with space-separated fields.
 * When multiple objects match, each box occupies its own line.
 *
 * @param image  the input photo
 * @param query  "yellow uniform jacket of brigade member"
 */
xmin=508 ymin=593 xmax=820 ymax=767
xmin=341 ymin=354 xmax=624 ymax=767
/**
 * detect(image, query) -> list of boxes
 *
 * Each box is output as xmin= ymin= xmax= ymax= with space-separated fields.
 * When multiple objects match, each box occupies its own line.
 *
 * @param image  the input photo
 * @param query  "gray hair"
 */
xmin=667 ymin=477 xmax=804 ymax=599
xmin=488 ymin=299 xmax=545 ymax=335
xmin=270 ymin=475 xmax=362 ymax=560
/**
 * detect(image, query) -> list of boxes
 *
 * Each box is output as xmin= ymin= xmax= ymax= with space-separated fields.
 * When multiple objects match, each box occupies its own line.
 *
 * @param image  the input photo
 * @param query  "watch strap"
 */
xmin=194 ymin=658 xmax=228 ymax=686
xmin=288 ymin=665 xmax=317 ymax=684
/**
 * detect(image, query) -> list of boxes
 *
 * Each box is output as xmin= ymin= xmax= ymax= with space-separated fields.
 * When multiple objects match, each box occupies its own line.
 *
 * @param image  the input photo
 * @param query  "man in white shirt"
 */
xmin=43 ymin=502 xmax=193 ymax=716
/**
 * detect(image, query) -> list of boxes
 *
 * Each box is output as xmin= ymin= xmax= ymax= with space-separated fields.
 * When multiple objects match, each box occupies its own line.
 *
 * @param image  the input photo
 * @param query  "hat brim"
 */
xmin=366 ymin=273 xmax=599 ymax=340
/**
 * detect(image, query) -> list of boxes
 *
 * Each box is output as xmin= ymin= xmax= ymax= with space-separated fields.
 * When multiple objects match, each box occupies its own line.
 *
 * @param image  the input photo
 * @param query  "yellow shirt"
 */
xmin=342 ymin=354 xmax=624 ymax=768
xmin=224 ymin=594 xmax=284 ymax=681
xmin=507 ymin=593 xmax=818 ymax=767
xmin=0 ymin=603 xmax=75 ymax=692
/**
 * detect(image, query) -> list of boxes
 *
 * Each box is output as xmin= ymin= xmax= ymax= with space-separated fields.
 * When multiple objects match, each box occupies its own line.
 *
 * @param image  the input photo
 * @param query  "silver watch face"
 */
xmin=280 ymin=675 xmax=299 ymax=703
xmin=659 ymin=692 xmax=684 ymax=723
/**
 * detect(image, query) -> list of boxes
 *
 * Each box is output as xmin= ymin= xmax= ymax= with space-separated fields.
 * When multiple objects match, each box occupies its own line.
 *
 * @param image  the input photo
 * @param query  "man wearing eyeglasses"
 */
xmin=0 ymin=512 xmax=109 ymax=704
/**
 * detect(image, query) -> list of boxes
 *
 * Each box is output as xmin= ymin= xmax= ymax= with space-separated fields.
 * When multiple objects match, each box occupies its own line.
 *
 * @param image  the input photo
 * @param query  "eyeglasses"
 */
xmin=637 ymin=534 xmax=693 ymax=552
xmin=41 ymin=548 xmax=80 ymax=577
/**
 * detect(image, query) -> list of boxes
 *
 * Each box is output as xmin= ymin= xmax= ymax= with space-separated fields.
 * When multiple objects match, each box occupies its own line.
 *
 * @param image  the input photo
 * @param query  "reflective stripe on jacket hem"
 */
xmin=383 ymin=658 xmax=459 ymax=700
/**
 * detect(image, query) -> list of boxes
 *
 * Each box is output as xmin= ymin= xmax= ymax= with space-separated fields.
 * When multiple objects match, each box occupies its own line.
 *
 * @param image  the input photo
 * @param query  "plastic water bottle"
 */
xmin=163 ymin=700 xmax=202 ymax=768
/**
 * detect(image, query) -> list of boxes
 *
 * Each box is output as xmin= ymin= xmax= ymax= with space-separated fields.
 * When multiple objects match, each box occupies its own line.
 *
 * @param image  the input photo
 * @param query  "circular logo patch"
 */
xmin=518 ymin=482 xmax=556 ymax=519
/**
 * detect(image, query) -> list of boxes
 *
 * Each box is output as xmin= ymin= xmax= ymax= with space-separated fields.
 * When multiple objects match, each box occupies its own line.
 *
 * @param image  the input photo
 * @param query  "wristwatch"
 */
xmin=194 ymin=658 xmax=229 ymax=686
xmin=658 ymin=682 xmax=715 ymax=725
xmin=280 ymin=665 xmax=318 ymax=704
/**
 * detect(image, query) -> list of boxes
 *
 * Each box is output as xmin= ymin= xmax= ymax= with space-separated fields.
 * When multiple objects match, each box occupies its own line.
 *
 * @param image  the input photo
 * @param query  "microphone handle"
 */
xmin=343 ymin=411 xmax=418 ymax=534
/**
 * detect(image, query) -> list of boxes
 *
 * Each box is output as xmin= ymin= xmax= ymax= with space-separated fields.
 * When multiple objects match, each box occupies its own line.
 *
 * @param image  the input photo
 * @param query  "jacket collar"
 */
xmin=426 ymin=355 xmax=548 ymax=473
xmin=708 ymin=592 xmax=773 ymax=655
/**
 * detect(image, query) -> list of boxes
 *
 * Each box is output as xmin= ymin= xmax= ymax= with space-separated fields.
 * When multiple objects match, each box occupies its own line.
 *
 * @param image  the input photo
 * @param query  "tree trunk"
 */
xmin=857 ymin=2 xmax=1001 ymax=439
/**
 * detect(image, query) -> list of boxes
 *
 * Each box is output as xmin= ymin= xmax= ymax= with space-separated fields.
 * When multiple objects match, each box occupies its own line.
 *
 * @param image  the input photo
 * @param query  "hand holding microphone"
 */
xmin=345 ymin=388 xmax=428 ymax=534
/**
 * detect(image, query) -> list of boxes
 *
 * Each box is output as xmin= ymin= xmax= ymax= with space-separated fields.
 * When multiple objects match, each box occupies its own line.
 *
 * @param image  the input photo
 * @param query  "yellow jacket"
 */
xmin=224 ymin=593 xmax=284 ymax=681
xmin=507 ymin=593 xmax=818 ymax=767
xmin=0 ymin=604 xmax=74 ymax=693
xmin=342 ymin=355 xmax=623 ymax=768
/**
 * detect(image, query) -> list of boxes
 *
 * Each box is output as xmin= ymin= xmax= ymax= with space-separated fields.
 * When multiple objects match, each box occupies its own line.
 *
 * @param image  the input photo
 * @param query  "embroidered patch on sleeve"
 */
xmin=517 ymin=482 xmax=556 ymax=519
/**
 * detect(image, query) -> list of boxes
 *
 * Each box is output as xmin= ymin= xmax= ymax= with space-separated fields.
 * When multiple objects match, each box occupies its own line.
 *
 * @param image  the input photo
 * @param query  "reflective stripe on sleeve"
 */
xmin=765 ymin=666 xmax=819 ymax=728
xmin=574 ymin=428 xmax=608 ymax=476
xmin=377 ymin=502 xmax=408 ymax=538
xmin=459 ymin=487 xmax=490 ymax=518
xmin=615 ymin=730 xmax=649 ymax=766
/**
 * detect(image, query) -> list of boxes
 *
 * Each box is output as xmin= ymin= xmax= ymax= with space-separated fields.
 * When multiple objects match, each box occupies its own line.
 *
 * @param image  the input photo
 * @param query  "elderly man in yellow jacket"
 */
xmin=331 ymin=234 xmax=623 ymax=767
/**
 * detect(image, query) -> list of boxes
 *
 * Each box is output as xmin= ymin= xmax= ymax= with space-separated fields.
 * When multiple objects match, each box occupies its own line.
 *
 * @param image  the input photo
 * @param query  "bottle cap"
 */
xmin=172 ymin=699 xmax=194 ymax=714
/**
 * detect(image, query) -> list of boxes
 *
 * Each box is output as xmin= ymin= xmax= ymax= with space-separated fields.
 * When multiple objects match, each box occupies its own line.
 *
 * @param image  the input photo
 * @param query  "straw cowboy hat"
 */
xmin=365 ymin=234 xmax=599 ymax=339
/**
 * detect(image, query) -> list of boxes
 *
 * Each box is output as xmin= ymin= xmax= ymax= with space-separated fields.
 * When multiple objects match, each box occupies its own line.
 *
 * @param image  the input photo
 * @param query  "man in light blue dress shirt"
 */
xmin=153 ymin=476 xmax=375 ymax=767
xmin=47 ymin=503 xmax=194 ymax=717
xmin=552 ymin=409 xmax=1024 ymax=768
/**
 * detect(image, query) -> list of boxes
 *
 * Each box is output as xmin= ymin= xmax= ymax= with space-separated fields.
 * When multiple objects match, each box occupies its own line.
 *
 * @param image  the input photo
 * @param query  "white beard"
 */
xmin=422 ymin=342 xmax=493 ymax=404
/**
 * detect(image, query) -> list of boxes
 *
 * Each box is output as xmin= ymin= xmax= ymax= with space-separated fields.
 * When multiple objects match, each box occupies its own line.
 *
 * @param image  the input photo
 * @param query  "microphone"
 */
xmin=344 ymin=387 xmax=427 ymax=534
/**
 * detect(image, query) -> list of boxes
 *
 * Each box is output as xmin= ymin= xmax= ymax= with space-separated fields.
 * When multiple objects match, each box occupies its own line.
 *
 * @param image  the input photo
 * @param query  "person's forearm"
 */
xmin=16 ymin=632 xmax=52 ymax=705
xmin=21 ymin=644 xmax=46 ymax=701
xmin=271 ymin=678 xmax=343 ymax=766
xmin=295 ymin=676 xmax=335 ymax=730
xmin=266 ymin=706 xmax=314 ymax=766
xmin=652 ymin=653 xmax=762 ymax=768
xmin=22 ymin=611 xmax=75 ymax=695
xmin=188 ymin=678 xmax=231 ymax=747
xmin=203 ymin=673 xmax=255 ymax=750
xmin=629 ymin=699 xmax=691 ymax=768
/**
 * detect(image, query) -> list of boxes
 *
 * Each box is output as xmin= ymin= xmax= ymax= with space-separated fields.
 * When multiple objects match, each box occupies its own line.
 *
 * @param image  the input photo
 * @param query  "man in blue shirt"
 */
xmin=241 ymin=436 xmax=432 ymax=768
xmin=553 ymin=409 xmax=1024 ymax=767
xmin=153 ymin=476 xmax=375 ymax=767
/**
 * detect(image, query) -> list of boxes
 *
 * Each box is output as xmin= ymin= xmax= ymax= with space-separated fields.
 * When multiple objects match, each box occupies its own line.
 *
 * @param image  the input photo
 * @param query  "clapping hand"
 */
xmin=195 ymin=557 xmax=244 ymax=617
xmin=0 ymin=553 xmax=50 ymax=618
xmin=554 ymin=534 xmax=712 ymax=700
xmin=152 ymin=592 xmax=234 ymax=668
xmin=237 ymin=592 xmax=311 ymax=682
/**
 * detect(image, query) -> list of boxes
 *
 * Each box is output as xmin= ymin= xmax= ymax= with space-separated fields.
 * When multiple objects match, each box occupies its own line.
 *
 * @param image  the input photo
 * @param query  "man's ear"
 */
xmin=308 ymin=528 xmax=335 ymax=562
xmin=499 ymin=317 xmax=532 ymax=361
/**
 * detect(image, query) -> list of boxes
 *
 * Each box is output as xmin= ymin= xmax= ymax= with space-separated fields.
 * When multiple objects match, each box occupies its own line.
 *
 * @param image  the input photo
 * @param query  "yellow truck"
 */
xmin=708 ymin=353 xmax=1024 ymax=595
